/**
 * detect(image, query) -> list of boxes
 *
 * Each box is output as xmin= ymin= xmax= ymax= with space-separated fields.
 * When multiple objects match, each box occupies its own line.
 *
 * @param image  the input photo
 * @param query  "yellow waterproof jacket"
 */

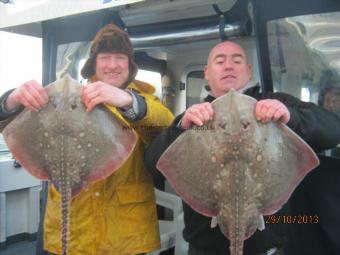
xmin=42 ymin=80 xmax=174 ymax=255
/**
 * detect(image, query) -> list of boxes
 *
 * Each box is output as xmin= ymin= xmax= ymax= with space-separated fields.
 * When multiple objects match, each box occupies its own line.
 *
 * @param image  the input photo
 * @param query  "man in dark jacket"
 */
xmin=144 ymin=41 xmax=340 ymax=255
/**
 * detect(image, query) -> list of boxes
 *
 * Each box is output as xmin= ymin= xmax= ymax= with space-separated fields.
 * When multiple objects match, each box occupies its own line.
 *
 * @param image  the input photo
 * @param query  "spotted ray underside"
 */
xmin=3 ymin=75 xmax=137 ymax=255
xmin=157 ymin=89 xmax=319 ymax=255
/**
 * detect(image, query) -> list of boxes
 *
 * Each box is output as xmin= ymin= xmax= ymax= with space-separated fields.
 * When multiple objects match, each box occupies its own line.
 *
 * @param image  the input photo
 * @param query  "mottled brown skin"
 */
xmin=3 ymin=75 xmax=136 ymax=255
xmin=157 ymin=90 xmax=319 ymax=255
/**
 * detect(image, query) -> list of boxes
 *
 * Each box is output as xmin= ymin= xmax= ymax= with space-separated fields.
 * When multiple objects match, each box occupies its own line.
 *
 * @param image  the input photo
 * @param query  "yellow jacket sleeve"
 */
xmin=133 ymin=92 xmax=174 ymax=144
xmin=126 ymin=80 xmax=174 ymax=144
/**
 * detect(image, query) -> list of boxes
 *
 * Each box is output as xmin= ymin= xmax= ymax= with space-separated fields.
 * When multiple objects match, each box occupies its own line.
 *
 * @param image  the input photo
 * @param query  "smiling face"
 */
xmin=204 ymin=41 xmax=252 ymax=97
xmin=95 ymin=52 xmax=129 ymax=88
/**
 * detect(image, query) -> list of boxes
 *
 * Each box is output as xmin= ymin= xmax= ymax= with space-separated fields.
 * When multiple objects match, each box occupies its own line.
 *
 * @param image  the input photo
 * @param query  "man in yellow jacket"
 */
xmin=0 ymin=24 xmax=174 ymax=255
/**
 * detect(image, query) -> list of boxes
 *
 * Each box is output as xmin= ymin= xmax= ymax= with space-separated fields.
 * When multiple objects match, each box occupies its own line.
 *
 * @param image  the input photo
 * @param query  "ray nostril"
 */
xmin=240 ymin=118 xmax=250 ymax=130
xmin=71 ymin=103 xmax=77 ymax=110
xmin=242 ymin=122 xmax=250 ymax=130
xmin=218 ymin=121 xmax=227 ymax=129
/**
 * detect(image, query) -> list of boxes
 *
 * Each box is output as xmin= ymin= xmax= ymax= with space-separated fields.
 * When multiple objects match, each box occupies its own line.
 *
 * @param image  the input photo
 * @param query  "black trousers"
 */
xmin=188 ymin=244 xmax=285 ymax=255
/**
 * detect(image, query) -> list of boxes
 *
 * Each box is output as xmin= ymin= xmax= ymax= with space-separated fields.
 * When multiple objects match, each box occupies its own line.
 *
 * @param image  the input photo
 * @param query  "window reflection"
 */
xmin=267 ymin=12 xmax=340 ymax=157
xmin=56 ymin=41 xmax=91 ymax=81
xmin=318 ymin=85 xmax=340 ymax=112
xmin=267 ymin=12 xmax=340 ymax=107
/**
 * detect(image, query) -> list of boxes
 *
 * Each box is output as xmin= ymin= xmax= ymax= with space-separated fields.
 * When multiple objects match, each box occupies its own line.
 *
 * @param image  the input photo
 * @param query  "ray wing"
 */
xmin=157 ymin=127 xmax=228 ymax=216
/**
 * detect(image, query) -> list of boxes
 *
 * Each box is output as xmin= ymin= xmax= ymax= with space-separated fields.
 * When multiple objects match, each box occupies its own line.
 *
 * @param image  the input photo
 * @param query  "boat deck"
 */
xmin=0 ymin=241 xmax=35 ymax=255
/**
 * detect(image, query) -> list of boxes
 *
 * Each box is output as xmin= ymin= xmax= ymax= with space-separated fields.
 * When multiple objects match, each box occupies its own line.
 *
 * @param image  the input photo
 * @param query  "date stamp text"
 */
xmin=265 ymin=215 xmax=319 ymax=224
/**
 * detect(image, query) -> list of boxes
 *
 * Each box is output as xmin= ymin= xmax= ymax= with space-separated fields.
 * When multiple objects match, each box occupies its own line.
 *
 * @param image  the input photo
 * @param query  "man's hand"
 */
xmin=180 ymin=102 xmax=214 ymax=129
xmin=255 ymin=99 xmax=290 ymax=124
xmin=6 ymin=80 xmax=48 ymax=112
xmin=82 ymin=81 xmax=133 ymax=112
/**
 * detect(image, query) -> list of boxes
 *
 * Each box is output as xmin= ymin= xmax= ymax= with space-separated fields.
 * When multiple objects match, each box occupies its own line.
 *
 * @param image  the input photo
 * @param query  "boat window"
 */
xmin=267 ymin=12 xmax=340 ymax=156
xmin=0 ymin=134 xmax=11 ymax=161
xmin=136 ymin=69 xmax=162 ymax=98
xmin=0 ymin=31 xmax=42 ymax=94
xmin=0 ymin=31 xmax=42 ymax=160
xmin=57 ymin=41 xmax=91 ymax=82
xmin=186 ymin=71 xmax=206 ymax=108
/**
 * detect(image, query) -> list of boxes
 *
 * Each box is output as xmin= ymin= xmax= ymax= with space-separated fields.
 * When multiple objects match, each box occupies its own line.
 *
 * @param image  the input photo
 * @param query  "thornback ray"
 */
xmin=157 ymin=89 xmax=319 ymax=255
xmin=3 ymin=75 xmax=137 ymax=255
